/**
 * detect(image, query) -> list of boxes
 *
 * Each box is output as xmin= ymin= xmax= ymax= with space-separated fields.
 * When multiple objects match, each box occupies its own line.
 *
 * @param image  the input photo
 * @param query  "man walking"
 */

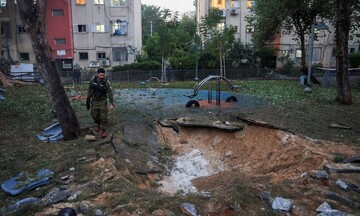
xmin=86 ymin=68 xmax=114 ymax=138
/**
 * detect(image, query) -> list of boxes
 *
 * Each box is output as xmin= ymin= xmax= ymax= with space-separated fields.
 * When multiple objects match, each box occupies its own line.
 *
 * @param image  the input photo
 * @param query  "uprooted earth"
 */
xmin=0 ymin=86 xmax=359 ymax=216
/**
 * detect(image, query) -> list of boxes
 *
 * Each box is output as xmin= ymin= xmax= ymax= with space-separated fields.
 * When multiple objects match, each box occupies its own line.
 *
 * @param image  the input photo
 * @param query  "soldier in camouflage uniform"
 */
xmin=86 ymin=68 xmax=114 ymax=138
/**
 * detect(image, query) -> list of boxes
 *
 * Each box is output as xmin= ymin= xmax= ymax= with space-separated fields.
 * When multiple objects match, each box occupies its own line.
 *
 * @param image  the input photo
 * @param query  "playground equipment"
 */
xmin=185 ymin=75 xmax=237 ymax=108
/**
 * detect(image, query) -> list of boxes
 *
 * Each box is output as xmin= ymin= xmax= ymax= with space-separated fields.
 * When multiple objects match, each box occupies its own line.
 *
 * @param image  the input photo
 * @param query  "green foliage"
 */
xmin=332 ymin=153 xmax=347 ymax=163
xmin=348 ymin=52 xmax=360 ymax=68
xmin=112 ymin=61 xmax=162 ymax=71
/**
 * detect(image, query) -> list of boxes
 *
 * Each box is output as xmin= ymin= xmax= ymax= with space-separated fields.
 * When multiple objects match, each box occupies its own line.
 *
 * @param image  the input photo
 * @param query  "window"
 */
xmin=295 ymin=49 xmax=302 ymax=58
xmin=112 ymin=0 xmax=126 ymax=6
xmin=79 ymin=52 xmax=89 ymax=60
xmin=75 ymin=0 xmax=86 ymax=5
xmin=247 ymin=0 xmax=255 ymax=9
xmin=112 ymin=20 xmax=127 ymax=36
xmin=217 ymin=0 xmax=222 ymax=4
xmin=94 ymin=0 xmax=104 ymax=4
xmin=17 ymin=25 xmax=26 ymax=33
xmin=350 ymin=48 xmax=355 ymax=53
xmin=95 ymin=24 xmax=105 ymax=33
xmin=112 ymin=47 xmax=128 ymax=62
xmin=97 ymin=52 xmax=106 ymax=60
xmin=246 ymin=25 xmax=254 ymax=33
xmin=76 ymin=25 xmax=87 ymax=32
xmin=0 ymin=0 xmax=6 ymax=7
xmin=20 ymin=53 xmax=30 ymax=61
xmin=281 ymin=50 xmax=289 ymax=57
xmin=1 ymin=22 xmax=9 ymax=36
xmin=54 ymin=38 xmax=66 ymax=45
xmin=52 ymin=9 xmax=64 ymax=16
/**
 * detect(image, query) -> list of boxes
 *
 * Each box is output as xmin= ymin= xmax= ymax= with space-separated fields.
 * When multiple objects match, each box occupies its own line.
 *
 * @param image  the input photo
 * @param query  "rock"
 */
xmin=316 ymin=202 xmax=331 ymax=212
xmin=41 ymin=187 xmax=71 ymax=205
xmin=336 ymin=179 xmax=348 ymax=190
xmin=309 ymin=170 xmax=329 ymax=179
xmin=180 ymin=202 xmax=197 ymax=216
xmin=95 ymin=209 xmax=103 ymax=216
xmin=271 ymin=197 xmax=293 ymax=212
xmin=316 ymin=202 xmax=349 ymax=216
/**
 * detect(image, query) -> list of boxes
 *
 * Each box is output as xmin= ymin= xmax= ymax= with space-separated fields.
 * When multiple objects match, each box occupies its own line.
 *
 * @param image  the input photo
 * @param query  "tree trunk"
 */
xmin=335 ymin=0 xmax=352 ymax=105
xmin=17 ymin=1 xmax=81 ymax=140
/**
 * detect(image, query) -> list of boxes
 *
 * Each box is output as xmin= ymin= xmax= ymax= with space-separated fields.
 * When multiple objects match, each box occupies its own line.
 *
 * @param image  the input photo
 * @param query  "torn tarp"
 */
xmin=36 ymin=122 xmax=64 ymax=142
xmin=1 ymin=168 xmax=54 ymax=196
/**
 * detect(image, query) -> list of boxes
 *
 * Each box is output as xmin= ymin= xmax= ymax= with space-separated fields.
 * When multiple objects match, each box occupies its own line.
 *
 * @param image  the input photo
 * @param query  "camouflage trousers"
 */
xmin=90 ymin=99 xmax=109 ymax=129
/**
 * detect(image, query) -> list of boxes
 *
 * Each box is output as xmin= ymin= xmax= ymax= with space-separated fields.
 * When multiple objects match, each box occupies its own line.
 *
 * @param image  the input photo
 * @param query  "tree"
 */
xmin=250 ymin=0 xmax=331 ymax=83
xmin=17 ymin=1 xmax=80 ymax=140
xmin=334 ymin=0 xmax=353 ymax=104
xmin=199 ymin=8 xmax=236 ymax=77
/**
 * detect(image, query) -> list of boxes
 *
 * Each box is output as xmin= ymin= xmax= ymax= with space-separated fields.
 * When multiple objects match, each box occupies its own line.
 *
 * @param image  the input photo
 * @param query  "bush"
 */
xmin=112 ymin=60 xmax=162 ymax=71
xmin=348 ymin=52 xmax=360 ymax=68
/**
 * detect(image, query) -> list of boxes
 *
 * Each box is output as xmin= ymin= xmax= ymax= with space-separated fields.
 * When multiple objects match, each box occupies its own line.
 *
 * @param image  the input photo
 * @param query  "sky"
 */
xmin=141 ymin=0 xmax=195 ymax=13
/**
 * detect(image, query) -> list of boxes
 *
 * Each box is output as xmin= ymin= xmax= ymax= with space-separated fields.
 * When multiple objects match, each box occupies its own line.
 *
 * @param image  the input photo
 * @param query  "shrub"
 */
xmin=112 ymin=60 xmax=162 ymax=71
xmin=348 ymin=52 xmax=360 ymax=68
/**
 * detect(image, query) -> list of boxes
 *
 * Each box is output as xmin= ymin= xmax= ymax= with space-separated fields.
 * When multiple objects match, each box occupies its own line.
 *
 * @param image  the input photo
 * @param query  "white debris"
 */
xmin=159 ymin=149 xmax=224 ymax=195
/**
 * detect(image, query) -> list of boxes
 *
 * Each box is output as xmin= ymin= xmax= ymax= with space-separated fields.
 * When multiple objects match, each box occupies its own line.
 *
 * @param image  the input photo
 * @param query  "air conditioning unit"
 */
xmin=89 ymin=61 xmax=100 ymax=68
xmin=101 ymin=60 xmax=111 ymax=67
xmin=230 ymin=8 xmax=238 ymax=15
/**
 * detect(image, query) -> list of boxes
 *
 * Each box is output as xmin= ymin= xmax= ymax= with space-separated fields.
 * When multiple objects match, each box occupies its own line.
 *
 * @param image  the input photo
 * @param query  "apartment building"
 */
xmin=0 ymin=0 xmax=142 ymax=72
xmin=71 ymin=0 xmax=142 ymax=69
xmin=195 ymin=0 xmax=360 ymax=68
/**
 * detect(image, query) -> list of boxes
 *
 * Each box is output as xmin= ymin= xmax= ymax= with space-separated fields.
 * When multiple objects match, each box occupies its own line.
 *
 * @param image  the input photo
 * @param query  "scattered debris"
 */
xmin=1 ymin=168 xmax=54 ymax=196
xmin=0 ymin=87 xmax=5 ymax=100
xmin=328 ymin=123 xmax=352 ymax=130
xmin=308 ymin=170 xmax=329 ymax=179
xmin=260 ymin=192 xmax=293 ymax=212
xmin=323 ymin=163 xmax=360 ymax=173
xmin=0 ymin=71 xmax=32 ymax=87
xmin=341 ymin=155 xmax=360 ymax=163
xmin=36 ymin=122 xmax=63 ymax=142
xmin=180 ymin=202 xmax=197 ymax=216
xmin=85 ymin=134 xmax=96 ymax=141
xmin=336 ymin=179 xmax=360 ymax=193
xmin=316 ymin=202 xmax=349 ymax=216
xmin=176 ymin=116 xmax=245 ymax=132
xmin=271 ymin=197 xmax=293 ymax=212
xmin=6 ymin=197 xmax=39 ymax=213
xmin=326 ymin=191 xmax=354 ymax=207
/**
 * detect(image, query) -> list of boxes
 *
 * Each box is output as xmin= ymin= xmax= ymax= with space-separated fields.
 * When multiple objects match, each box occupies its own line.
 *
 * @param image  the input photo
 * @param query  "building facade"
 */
xmin=71 ymin=0 xmax=142 ymax=70
xmin=0 ymin=0 xmax=142 ymax=72
xmin=195 ymin=0 xmax=360 ymax=69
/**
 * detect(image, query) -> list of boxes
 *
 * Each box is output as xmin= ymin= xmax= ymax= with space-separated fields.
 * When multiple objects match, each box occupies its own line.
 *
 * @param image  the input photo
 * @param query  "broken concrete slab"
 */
xmin=323 ymin=163 xmax=360 ymax=173
xmin=176 ymin=117 xmax=245 ymax=132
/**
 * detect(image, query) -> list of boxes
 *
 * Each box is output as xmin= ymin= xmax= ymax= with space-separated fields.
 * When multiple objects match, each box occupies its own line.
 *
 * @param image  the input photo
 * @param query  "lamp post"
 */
xmin=304 ymin=22 xmax=328 ymax=93
xmin=304 ymin=23 xmax=314 ymax=93
xmin=194 ymin=33 xmax=200 ymax=81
